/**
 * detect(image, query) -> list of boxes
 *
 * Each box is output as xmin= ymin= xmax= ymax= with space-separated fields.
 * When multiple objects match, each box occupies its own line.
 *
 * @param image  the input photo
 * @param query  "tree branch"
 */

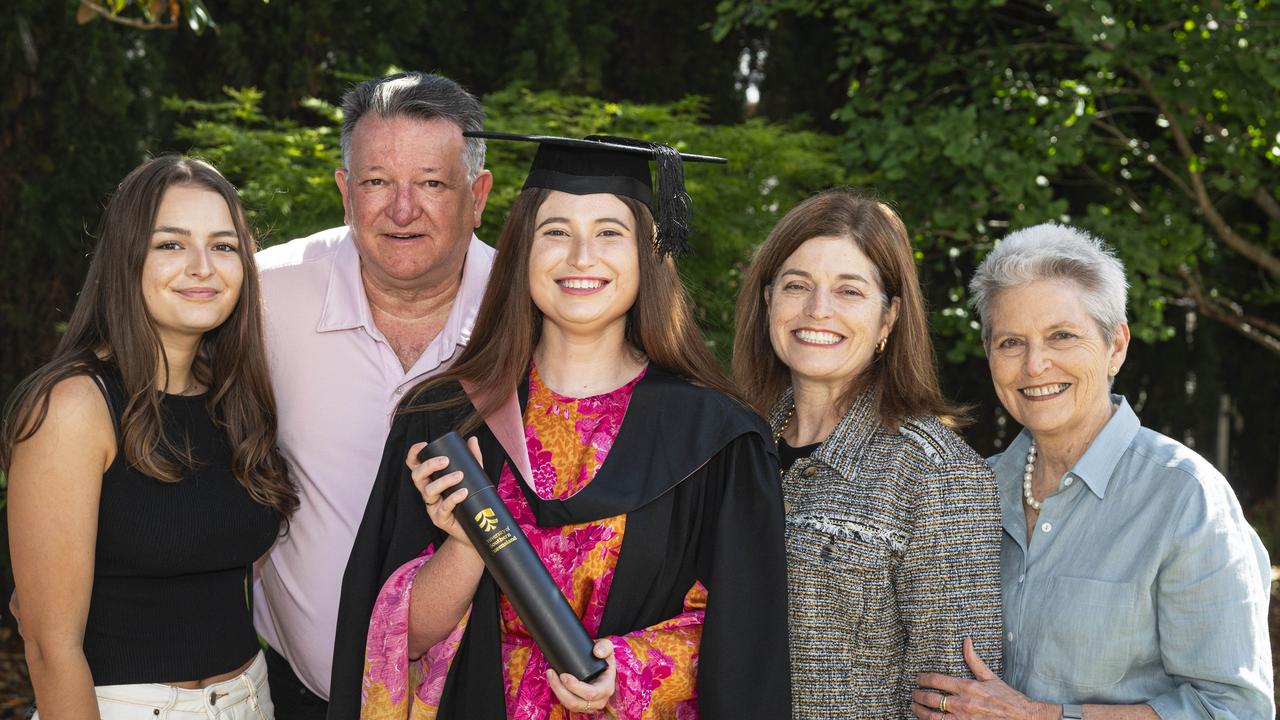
xmin=1127 ymin=68 xmax=1280 ymax=278
xmin=1181 ymin=267 xmax=1280 ymax=355
xmin=1081 ymin=163 xmax=1145 ymax=213
xmin=1093 ymin=105 xmax=1159 ymax=120
xmin=78 ymin=0 xmax=178 ymax=30
xmin=1254 ymin=186 xmax=1280 ymax=223
xmin=1090 ymin=118 xmax=1195 ymax=201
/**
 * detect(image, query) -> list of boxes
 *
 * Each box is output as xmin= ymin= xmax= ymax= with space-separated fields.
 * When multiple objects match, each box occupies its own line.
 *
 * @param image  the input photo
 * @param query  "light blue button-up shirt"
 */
xmin=993 ymin=395 xmax=1273 ymax=719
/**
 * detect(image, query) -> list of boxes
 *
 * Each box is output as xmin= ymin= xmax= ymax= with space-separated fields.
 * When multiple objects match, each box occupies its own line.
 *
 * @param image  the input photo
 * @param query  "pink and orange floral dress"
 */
xmin=361 ymin=365 xmax=706 ymax=719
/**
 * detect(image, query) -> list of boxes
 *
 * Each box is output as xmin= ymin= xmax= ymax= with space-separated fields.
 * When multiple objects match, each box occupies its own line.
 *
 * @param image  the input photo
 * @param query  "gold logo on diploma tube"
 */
xmin=475 ymin=507 xmax=498 ymax=532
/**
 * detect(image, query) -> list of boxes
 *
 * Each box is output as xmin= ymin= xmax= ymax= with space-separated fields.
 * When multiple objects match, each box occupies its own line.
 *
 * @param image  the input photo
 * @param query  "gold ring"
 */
xmin=939 ymin=695 xmax=948 ymax=713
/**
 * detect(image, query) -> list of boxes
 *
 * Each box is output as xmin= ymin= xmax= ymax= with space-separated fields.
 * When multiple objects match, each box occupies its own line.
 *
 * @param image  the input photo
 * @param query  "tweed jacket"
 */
xmin=773 ymin=387 xmax=1003 ymax=719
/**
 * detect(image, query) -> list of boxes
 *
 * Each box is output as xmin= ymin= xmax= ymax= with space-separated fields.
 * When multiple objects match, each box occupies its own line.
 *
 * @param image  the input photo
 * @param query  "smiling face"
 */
xmin=766 ymin=235 xmax=899 ymax=395
xmin=528 ymin=191 xmax=640 ymax=340
xmin=335 ymin=114 xmax=492 ymax=291
xmin=987 ymin=279 xmax=1129 ymax=444
xmin=141 ymin=185 xmax=245 ymax=347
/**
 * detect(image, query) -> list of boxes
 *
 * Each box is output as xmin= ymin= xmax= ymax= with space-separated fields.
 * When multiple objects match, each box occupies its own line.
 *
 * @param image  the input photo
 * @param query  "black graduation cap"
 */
xmin=465 ymin=131 xmax=727 ymax=257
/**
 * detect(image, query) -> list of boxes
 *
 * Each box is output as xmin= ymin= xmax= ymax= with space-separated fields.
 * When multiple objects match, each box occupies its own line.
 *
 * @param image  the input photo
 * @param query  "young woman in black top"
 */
xmin=1 ymin=156 xmax=297 ymax=719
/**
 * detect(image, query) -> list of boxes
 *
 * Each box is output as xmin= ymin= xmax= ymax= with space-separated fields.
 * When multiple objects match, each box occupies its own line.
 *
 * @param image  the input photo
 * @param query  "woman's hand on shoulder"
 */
xmin=546 ymin=639 xmax=617 ymax=715
xmin=405 ymin=436 xmax=481 ymax=548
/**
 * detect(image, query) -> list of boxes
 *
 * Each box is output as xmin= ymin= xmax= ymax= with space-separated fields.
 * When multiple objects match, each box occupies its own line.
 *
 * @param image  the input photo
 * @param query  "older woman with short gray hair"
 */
xmin=913 ymin=223 xmax=1273 ymax=720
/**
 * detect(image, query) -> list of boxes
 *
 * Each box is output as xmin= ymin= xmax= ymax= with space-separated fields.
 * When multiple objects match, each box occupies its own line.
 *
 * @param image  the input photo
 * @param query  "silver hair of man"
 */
xmin=969 ymin=222 xmax=1129 ymax=347
xmin=339 ymin=71 xmax=486 ymax=182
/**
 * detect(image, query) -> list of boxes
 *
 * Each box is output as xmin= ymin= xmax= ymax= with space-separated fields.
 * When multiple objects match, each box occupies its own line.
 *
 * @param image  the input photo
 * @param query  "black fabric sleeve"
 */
xmin=696 ymin=432 xmax=792 ymax=719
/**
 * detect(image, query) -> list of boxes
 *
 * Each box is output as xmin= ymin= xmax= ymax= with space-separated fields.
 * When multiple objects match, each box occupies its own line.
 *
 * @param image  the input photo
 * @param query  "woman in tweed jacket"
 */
xmin=733 ymin=189 xmax=1003 ymax=719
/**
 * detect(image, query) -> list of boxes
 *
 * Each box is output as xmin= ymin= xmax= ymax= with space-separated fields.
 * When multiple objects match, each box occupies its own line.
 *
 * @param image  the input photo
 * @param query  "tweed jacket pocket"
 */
xmin=786 ymin=512 xmax=891 ymax=676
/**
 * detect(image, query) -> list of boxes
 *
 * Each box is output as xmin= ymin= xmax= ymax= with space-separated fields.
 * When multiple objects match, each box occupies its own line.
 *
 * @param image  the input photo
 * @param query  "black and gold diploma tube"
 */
xmin=423 ymin=432 xmax=608 ymax=682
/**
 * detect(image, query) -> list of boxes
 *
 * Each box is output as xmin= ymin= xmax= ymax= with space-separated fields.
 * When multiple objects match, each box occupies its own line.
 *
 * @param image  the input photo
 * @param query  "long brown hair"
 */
xmin=732 ymin=187 xmax=965 ymax=430
xmin=409 ymin=187 xmax=736 ymax=430
xmin=0 ymin=156 xmax=298 ymax=523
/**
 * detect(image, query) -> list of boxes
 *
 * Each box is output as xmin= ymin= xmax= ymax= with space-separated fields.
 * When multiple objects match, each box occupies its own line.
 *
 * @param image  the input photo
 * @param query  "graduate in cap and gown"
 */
xmin=328 ymin=133 xmax=791 ymax=719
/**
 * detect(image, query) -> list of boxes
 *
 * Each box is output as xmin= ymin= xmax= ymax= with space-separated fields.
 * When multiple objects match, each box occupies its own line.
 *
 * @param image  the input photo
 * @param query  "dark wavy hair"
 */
xmin=0 ymin=156 xmax=297 ymax=524
xmin=407 ymin=187 xmax=738 ymax=430
xmin=733 ymin=187 xmax=966 ymax=430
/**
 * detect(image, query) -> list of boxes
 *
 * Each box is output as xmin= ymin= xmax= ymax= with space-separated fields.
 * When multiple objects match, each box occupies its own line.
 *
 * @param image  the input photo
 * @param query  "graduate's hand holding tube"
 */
xmin=413 ymin=432 xmax=609 ymax=683
xmin=402 ymin=437 xmax=487 ymax=658
xmin=407 ymin=436 xmax=483 ymax=548
xmin=547 ymin=639 xmax=617 ymax=715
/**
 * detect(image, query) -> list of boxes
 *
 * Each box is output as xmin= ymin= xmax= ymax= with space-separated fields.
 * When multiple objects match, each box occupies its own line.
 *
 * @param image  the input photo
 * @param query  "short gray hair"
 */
xmin=339 ymin=72 xmax=486 ymax=181
xmin=969 ymin=222 xmax=1128 ymax=346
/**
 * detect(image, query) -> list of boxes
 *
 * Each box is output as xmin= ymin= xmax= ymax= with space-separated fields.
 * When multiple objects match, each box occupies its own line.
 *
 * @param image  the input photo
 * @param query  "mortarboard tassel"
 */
xmin=651 ymin=142 xmax=692 ymax=257
xmin=590 ymin=135 xmax=692 ymax=257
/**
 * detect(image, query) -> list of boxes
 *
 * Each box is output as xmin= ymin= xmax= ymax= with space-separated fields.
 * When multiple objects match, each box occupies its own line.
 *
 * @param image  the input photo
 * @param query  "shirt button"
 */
xmin=1041 ymin=522 xmax=1052 ymax=533
xmin=1018 ymin=573 xmax=1025 ymax=584
xmin=1064 ymin=477 xmax=1074 ymax=487
xmin=803 ymin=465 xmax=818 ymax=477
xmin=1007 ymin=631 xmax=1014 ymax=642
xmin=394 ymin=387 xmax=404 ymax=396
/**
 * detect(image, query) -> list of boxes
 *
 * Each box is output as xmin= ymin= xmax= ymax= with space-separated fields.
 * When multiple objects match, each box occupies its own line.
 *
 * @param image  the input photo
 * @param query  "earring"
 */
xmin=876 ymin=337 xmax=888 ymax=354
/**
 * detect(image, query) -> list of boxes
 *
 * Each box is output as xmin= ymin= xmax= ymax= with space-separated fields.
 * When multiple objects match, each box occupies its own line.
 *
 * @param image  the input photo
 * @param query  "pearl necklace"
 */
xmin=1022 ymin=440 xmax=1042 ymax=510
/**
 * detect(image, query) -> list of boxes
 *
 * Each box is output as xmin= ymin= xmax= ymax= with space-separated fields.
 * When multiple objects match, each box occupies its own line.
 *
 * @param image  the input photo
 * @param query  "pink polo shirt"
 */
xmin=252 ymin=226 xmax=494 ymax=698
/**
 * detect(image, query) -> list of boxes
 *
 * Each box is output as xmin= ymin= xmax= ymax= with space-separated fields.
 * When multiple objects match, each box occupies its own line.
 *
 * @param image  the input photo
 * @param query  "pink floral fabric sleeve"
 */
xmin=605 ymin=581 xmax=707 ymax=719
xmin=361 ymin=544 xmax=469 ymax=720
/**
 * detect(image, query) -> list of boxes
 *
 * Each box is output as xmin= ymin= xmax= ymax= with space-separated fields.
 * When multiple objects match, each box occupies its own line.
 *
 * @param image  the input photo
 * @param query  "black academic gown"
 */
xmin=328 ymin=365 xmax=791 ymax=719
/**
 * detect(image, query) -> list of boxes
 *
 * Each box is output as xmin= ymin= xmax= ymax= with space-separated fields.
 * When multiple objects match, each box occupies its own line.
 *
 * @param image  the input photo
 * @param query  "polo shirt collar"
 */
xmin=314 ymin=231 xmax=489 ymax=349
xmin=316 ymin=229 xmax=370 ymax=333
xmin=418 ymin=235 xmax=490 ymax=371
xmin=441 ymin=235 xmax=488 ymax=350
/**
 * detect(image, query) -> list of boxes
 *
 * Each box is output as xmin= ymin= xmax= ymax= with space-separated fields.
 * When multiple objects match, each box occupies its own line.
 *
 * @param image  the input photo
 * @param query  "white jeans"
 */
xmin=34 ymin=651 xmax=274 ymax=720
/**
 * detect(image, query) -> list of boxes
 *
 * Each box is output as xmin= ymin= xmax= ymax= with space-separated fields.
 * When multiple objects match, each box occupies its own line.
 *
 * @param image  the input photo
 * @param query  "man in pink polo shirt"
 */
xmin=253 ymin=72 xmax=495 ymax=719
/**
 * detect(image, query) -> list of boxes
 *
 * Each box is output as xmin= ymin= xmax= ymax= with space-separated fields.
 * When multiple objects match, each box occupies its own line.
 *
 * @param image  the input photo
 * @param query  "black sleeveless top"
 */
xmin=83 ymin=364 xmax=279 ymax=685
